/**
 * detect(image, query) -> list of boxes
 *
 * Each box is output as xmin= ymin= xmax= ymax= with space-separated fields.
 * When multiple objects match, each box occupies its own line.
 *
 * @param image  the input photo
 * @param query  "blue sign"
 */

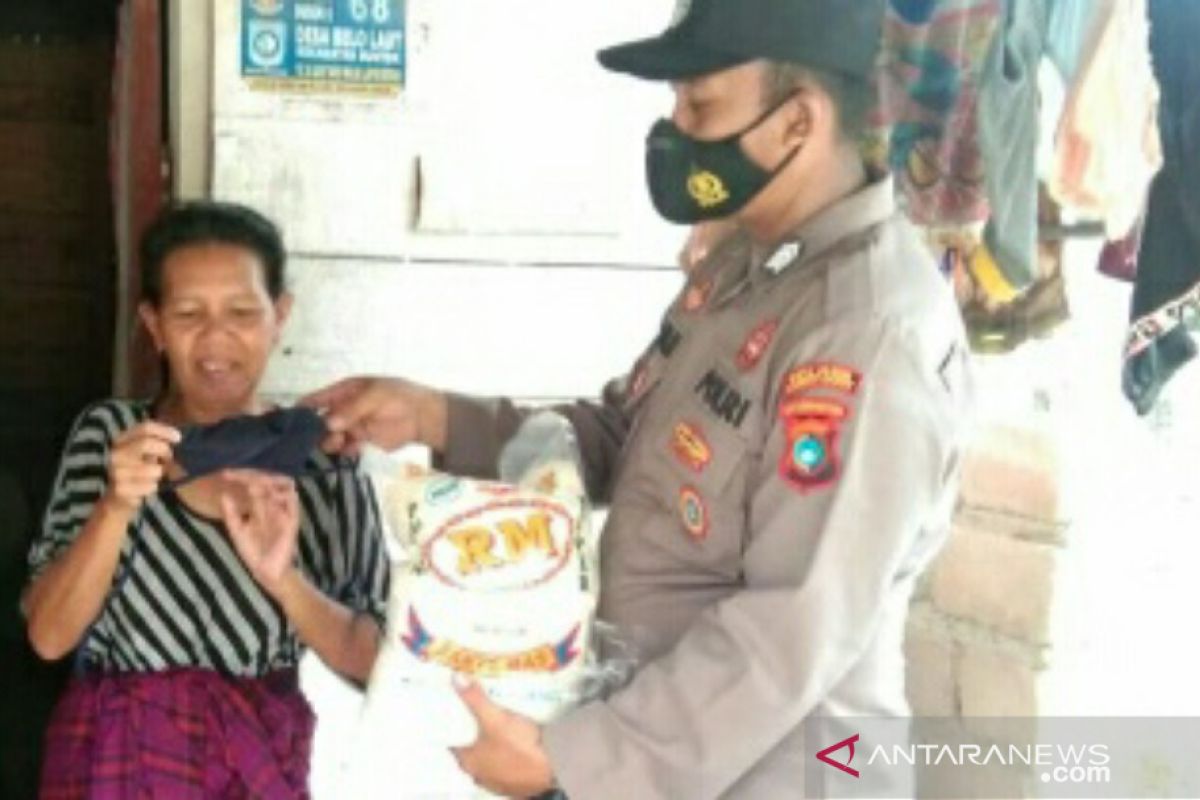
xmin=242 ymin=0 xmax=405 ymax=93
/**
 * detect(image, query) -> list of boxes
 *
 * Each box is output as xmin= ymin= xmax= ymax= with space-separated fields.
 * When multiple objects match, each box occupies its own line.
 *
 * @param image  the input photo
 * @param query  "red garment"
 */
xmin=40 ymin=669 xmax=314 ymax=799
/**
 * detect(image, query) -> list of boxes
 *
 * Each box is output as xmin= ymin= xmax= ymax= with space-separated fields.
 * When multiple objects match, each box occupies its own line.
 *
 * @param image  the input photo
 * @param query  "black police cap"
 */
xmin=599 ymin=0 xmax=884 ymax=82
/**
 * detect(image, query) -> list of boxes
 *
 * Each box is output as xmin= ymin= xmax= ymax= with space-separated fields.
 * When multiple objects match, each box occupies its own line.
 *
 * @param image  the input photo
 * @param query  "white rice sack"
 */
xmin=347 ymin=414 xmax=598 ymax=800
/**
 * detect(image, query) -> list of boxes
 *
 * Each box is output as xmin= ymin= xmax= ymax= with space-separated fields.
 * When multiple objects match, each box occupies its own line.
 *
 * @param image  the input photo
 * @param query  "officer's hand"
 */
xmin=451 ymin=674 xmax=556 ymax=797
xmin=300 ymin=376 xmax=447 ymax=456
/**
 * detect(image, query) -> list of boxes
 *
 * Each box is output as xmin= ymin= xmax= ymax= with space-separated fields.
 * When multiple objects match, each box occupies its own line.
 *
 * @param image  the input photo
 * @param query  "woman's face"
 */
xmin=139 ymin=242 xmax=291 ymax=416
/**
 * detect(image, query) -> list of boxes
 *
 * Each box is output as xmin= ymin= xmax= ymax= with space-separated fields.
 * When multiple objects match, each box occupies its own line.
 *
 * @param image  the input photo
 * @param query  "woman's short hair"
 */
xmin=139 ymin=201 xmax=286 ymax=305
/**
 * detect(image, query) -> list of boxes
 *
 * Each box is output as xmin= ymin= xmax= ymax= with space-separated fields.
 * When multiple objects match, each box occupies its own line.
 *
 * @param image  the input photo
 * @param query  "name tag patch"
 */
xmin=694 ymin=369 xmax=750 ymax=430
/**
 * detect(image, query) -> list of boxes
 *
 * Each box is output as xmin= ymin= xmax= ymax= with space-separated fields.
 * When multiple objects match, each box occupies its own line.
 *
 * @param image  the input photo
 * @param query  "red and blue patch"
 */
xmin=777 ymin=363 xmax=861 ymax=492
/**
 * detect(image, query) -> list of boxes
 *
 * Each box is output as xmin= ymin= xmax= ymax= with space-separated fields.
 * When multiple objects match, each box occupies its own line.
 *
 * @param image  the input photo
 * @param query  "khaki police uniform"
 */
xmin=442 ymin=176 xmax=974 ymax=798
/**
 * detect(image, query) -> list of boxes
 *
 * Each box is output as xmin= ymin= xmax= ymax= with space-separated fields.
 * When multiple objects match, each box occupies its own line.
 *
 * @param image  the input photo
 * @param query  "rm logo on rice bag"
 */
xmin=424 ymin=498 xmax=577 ymax=591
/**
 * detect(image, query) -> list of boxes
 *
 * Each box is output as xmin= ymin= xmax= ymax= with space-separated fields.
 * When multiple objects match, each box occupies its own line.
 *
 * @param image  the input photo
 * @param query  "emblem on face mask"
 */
xmin=687 ymin=170 xmax=731 ymax=209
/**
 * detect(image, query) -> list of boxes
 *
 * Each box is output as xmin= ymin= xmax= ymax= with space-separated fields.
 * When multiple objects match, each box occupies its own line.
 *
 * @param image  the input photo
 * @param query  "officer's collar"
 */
xmin=751 ymin=174 xmax=897 ymax=278
xmin=685 ymin=229 xmax=755 ymax=310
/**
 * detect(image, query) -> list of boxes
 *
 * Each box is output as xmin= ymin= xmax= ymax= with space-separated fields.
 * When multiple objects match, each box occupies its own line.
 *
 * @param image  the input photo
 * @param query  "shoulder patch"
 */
xmin=782 ymin=362 xmax=862 ymax=396
xmin=777 ymin=363 xmax=862 ymax=492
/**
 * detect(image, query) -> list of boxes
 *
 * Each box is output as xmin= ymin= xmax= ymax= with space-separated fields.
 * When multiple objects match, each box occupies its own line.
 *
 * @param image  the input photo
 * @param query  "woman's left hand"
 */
xmin=220 ymin=469 xmax=300 ymax=595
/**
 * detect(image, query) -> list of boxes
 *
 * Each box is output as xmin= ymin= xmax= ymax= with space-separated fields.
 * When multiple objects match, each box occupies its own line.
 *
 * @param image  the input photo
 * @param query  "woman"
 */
xmin=23 ymin=202 xmax=389 ymax=798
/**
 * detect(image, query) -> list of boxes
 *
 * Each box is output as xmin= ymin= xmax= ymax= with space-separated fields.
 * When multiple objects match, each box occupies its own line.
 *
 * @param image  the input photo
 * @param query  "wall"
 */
xmin=192 ymin=0 xmax=686 ymax=407
xmin=168 ymin=0 xmax=211 ymax=199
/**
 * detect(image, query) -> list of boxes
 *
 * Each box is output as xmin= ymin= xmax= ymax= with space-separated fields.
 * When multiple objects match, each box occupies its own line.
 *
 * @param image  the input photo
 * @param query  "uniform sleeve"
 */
xmin=26 ymin=403 xmax=120 ymax=587
xmin=439 ymin=378 xmax=633 ymax=504
xmin=327 ymin=462 xmax=391 ymax=629
xmin=542 ymin=321 xmax=971 ymax=799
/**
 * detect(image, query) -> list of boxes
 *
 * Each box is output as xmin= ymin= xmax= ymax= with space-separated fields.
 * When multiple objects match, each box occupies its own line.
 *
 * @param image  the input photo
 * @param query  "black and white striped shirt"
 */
xmin=27 ymin=400 xmax=390 ymax=677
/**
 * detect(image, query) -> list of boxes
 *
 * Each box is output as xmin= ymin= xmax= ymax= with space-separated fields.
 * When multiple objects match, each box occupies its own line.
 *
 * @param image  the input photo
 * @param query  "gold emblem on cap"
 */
xmin=688 ymin=170 xmax=730 ymax=208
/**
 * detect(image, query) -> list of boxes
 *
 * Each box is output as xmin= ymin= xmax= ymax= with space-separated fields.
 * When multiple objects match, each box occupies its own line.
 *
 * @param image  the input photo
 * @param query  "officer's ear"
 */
xmin=777 ymin=71 xmax=844 ymax=153
xmin=780 ymin=83 xmax=826 ymax=151
xmin=780 ymin=96 xmax=810 ymax=151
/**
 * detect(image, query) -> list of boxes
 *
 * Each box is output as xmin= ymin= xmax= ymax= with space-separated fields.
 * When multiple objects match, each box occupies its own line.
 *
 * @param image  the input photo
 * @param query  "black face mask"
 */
xmin=169 ymin=406 xmax=328 ymax=488
xmin=645 ymin=96 xmax=803 ymax=224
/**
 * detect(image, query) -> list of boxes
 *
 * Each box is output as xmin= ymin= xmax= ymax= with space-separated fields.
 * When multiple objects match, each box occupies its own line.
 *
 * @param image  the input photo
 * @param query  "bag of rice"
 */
xmin=346 ymin=413 xmax=599 ymax=797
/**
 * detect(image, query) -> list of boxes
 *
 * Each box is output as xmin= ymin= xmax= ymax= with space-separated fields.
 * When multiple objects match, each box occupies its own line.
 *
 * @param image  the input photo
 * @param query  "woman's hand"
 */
xmin=104 ymin=421 xmax=181 ymax=514
xmin=220 ymin=469 xmax=300 ymax=595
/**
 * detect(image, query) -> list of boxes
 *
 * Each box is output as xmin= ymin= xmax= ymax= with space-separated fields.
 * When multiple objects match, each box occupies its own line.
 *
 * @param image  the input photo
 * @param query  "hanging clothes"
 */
xmin=1122 ymin=0 xmax=1200 ymax=415
xmin=976 ymin=0 xmax=1050 ymax=297
xmin=1098 ymin=210 xmax=1145 ymax=284
xmin=954 ymin=184 xmax=1070 ymax=354
xmin=1044 ymin=0 xmax=1107 ymax=83
xmin=876 ymin=0 xmax=1003 ymax=228
xmin=1048 ymin=0 xmax=1161 ymax=241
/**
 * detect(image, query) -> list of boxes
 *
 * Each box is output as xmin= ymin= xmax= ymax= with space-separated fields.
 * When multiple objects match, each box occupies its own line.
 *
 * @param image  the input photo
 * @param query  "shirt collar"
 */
xmin=686 ymin=230 xmax=755 ymax=311
xmin=751 ymin=174 xmax=897 ymax=279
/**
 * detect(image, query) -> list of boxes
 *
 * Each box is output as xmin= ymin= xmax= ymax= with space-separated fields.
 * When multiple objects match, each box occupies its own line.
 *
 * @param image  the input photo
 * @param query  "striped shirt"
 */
xmin=27 ymin=399 xmax=390 ymax=677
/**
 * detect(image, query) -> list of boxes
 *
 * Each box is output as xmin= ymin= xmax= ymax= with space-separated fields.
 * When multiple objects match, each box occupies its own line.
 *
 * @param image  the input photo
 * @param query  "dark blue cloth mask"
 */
xmin=169 ymin=407 xmax=328 ymax=487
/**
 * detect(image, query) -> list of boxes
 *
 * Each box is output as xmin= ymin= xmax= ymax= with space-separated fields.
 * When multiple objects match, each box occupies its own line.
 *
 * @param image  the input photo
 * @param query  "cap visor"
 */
xmin=598 ymin=34 xmax=749 ymax=81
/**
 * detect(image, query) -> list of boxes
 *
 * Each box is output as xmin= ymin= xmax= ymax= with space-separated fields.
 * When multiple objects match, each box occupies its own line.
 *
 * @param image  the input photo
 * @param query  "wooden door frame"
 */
xmin=112 ymin=0 xmax=167 ymax=398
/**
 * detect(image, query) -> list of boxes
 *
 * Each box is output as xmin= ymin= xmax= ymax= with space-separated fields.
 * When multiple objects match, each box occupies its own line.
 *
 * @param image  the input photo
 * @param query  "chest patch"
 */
xmin=736 ymin=319 xmax=779 ymax=372
xmin=677 ymin=486 xmax=709 ymax=540
xmin=657 ymin=318 xmax=682 ymax=358
xmin=694 ymin=369 xmax=751 ymax=430
xmin=670 ymin=421 xmax=712 ymax=473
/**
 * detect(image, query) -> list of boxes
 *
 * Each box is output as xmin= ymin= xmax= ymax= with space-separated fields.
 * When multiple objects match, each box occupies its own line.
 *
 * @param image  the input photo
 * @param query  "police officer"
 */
xmin=306 ymin=0 xmax=974 ymax=796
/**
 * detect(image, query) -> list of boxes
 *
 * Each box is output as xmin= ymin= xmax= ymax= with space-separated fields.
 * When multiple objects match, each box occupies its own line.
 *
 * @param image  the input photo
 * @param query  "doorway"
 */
xmin=0 ymin=1 xmax=120 ymax=795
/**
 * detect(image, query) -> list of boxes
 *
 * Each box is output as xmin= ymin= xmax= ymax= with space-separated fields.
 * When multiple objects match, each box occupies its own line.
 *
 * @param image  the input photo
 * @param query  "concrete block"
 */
xmin=912 ymin=717 xmax=1036 ymax=799
xmin=959 ymin=425 xmax=1061 ymax=525
xmin=959 ymin=645 xmax=1042 ymax=745
xmin=904 ymin=633 xmax=959 ymax=717
xmin=931 ymin=526 xmax=1057 ymax=644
